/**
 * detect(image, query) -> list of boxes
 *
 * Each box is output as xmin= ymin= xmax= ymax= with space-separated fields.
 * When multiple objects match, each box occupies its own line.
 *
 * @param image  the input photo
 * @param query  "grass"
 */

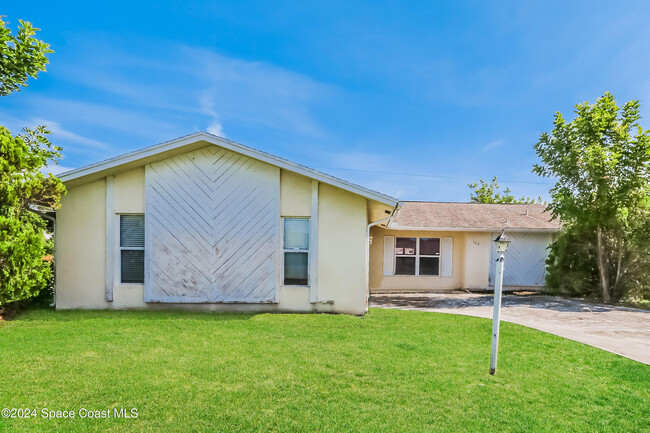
xmin=0 ymin=308 xmax=648 ymax=432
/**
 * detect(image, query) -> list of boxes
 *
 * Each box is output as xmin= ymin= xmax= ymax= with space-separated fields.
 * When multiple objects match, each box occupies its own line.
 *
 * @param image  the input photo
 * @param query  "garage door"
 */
xmin=489 ymin=232 xmax=552 ymax=287
xmin=144 ymin=146 xmax=280 ymax=303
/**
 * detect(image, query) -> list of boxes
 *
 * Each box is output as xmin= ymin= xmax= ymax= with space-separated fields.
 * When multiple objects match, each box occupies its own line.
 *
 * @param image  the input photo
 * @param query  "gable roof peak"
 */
xmin=59 ymin=131 xmax=398 ymax=206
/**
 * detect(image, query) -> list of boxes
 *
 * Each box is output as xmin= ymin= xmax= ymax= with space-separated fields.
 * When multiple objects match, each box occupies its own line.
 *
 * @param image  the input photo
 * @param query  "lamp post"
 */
xmin=490 ymin=229 xmax=511 ymax=375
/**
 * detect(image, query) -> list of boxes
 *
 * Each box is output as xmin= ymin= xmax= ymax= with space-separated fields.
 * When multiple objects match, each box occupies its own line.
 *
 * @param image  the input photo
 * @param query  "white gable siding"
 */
xmin=145 ymin=146 xmax=280 ymax=303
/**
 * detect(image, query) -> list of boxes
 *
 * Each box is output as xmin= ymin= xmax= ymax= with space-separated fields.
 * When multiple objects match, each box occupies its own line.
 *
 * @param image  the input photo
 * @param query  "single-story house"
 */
xmin=54 ymin=132 xmax=560 ymax=315
xmin=56 ymin=132 xmax=398 ymax=315
xmin=369 ymin=202 xmax=561 ymax=293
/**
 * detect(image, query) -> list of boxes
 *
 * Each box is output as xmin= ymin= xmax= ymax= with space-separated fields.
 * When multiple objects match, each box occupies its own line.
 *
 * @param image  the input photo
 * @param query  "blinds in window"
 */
xmin=120 ymin=214 xmax=145 ymax=284
xmin=284 ymin=218 xmax=309 ymax=249
xmin=121 ymin=250 xmax=145 ymax=283
xmin=120 ymin=215 xmax=145 ymax=248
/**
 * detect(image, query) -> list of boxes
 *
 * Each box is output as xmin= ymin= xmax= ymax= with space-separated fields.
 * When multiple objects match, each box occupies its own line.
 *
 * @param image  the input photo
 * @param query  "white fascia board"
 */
xmin=58 ymin=132 xmax=203 ymax=182
xmin=59 ymin=132 xmax=399 ymax=207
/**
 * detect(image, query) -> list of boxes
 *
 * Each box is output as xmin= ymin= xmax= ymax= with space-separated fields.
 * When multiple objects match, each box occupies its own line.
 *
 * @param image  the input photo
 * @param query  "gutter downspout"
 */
xmin=28 ymin=209 xmax=57 ymax=307
xmin=365 ymin=202 xmax=402 ymax=312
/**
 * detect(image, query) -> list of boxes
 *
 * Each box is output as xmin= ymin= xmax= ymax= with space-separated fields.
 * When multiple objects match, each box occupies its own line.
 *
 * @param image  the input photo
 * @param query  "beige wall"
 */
xmin=463 ymin=232 xmax=491 ymax=289
xmin=278 ymin=169 xmax=312 ymax=312
xmin=279 ymin=173 xmax=368 ymax=314
xmin=316 ymin=183 xmax=368 ymax=314
xmin=56 ymin=156 xmax=370 ymax=314
xmin=56 ymin=168 xmax=149 ymax=309
xmin=369 ymin=228 xmax=466 ymax=293
xmin=369 ymin=229 xmax=494 ymax=292
xmin=114 ymin=167 xmax=145 ymax=213
xmin=56 ymin=179 xmax=108 ymax=309
xmin=113 ymin=168 xmax=147 ymax=308
xmin=280 ymin=170 xmax=311 ymax=217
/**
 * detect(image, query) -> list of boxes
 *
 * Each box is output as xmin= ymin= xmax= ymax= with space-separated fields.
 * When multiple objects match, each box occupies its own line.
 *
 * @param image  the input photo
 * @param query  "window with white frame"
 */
xmin=395 ymin=237 xmax=440 ymax=276
xmin=120 ymin=214 xmax=145 ymax=283
xmin=283 ymin=217 xmax=309 ymax=285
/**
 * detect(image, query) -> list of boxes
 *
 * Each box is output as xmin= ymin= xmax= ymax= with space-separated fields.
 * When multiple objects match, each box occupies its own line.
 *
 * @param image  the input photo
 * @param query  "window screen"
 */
xmin=419 ymin=257 xmax=440 ymax=276
xmin=395 ymin=237 xmax=416 ymax=275
xmin=284 ymin=252 xmax=308 ymax=285
xmin=395 ymin=257 xmax=416 ymax=275
xmin=120 ymin=214 xmax=145 ymax=283
xmin=394 ymin=237 xmax=440 ymax=276
xmin=283 ymin=218 xmax=309 ymax=285
xmin=395 ymin=237 xmax=416 ymax=256
xmin=121 ymin=250 xmax=144 ymax=283
xmin=420 ymin=238 xmax=440 ymax=255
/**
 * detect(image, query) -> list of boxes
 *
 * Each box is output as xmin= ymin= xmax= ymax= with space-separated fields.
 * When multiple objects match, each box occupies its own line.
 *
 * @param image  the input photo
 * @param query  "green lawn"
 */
xmin=0 ymin=308 xmax=648 ymax=432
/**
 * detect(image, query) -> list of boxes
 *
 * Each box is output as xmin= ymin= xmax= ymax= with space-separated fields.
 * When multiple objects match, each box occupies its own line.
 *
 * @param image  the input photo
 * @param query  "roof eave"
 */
xmin=58 ymin=132 xmax=399 ymax=207
xmin=385 ymin=225 xmax=561 ymax=232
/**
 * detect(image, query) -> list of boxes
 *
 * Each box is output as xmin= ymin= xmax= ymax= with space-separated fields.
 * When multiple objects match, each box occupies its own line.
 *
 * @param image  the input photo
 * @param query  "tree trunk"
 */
xmin=596 ymin=225 xmax=611 ymax=303
xmin=613 ymin=236 xmax=624 ymax=300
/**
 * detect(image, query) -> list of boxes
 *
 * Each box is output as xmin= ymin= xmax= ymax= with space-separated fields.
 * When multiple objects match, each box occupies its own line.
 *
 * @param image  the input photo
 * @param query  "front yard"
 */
xmin=0 ymin=308 xmax=648 ymax=432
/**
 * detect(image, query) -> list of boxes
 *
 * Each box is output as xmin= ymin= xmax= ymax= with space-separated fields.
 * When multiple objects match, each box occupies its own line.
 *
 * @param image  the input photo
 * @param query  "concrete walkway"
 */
xmin=370 ymin=293 xmax=650 ymax=365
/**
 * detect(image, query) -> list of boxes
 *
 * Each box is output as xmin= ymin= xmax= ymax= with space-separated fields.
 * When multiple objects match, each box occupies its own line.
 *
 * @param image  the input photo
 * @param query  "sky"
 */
xmin=2 ymin=1 xmax=650 ymax=201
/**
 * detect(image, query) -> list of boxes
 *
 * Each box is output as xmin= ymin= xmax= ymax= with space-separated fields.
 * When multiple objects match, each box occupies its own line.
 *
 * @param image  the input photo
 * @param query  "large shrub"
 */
xmin=0 ymin=18 xmax=63 ymax=308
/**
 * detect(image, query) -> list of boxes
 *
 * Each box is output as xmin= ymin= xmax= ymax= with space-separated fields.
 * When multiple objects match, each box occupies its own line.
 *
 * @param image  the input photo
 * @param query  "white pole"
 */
xmin=490 ymin=252 xmax=505 ymax=375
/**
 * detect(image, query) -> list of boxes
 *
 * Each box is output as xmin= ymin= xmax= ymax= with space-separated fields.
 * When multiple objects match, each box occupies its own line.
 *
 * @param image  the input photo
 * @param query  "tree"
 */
xmin=0 ymin=16 xmax=52 ymax=96
xmin=0 ymin=17 xmax=63 ymax=306
xmin=534 ymin=92 xmax=650 ymax=303
xmin=468 ymin=176 xmax=542 ymax=204
xmin=543 ymin=226 xmax=600 ymax=297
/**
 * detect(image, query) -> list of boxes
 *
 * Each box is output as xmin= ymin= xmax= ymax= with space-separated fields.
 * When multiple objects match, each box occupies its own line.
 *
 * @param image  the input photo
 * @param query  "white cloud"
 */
xmin=32 ymin=119 xmax=109 ymax=149
xmin=187 ymin=47 xmax=331 ymax=137
xmin=22 ymin=99 xmax=184 ymax=140
xmin=41 ymin=164 xmax=75 ymax=175
xmin=480 ymin=138 xmax=505 ymax=153
xmin=206 ymin=119 xmax=225 ymax=137
xmin=324 ymin=150 xmax=394 ymax=171
xmin=199 ymin=92 xmax=226 ymax=138
xmin=311 ymin=150 xmax=420 ymax=199
xmin=0 ymin=113 xmax=111 ymax=165
xmin=46 ymin=41 xmax=331 ymax=141
xmin=2 ymin=37 xmax=339 ymax=168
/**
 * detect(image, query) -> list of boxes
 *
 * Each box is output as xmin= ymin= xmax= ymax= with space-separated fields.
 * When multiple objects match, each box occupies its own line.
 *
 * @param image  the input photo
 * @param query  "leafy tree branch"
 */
xmin=0 ymin=17 xmax=63 ymax=306
xmin=468 ymin=176 xmax=542 ymax=204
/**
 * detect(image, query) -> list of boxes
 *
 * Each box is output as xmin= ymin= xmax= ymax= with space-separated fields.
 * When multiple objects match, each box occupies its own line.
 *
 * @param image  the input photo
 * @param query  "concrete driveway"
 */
xmin=370 ymin=293 xmax=650 ymax=365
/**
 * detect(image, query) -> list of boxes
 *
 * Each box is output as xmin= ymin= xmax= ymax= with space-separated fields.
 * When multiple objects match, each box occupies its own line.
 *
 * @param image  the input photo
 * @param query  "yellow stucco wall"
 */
xmin=280 ymin=170 xmax=311 ymax=217
xmin=56 ymin=179 xmax=108 ymax=309
xmin=278 ymin=169 xmax=313 ymax=311
xmin=56 ymin=151 xmax=370 ymax=314
xmin=463 ymin=232 xmax=491 ymax=289
xmin=316 ymin=183 xmax=368 ymax=314
xmin=113 ymin=168 xmax=147 ymax=308
xmin=114 ymin=167 xmax=145 ymax=213
xmin=369 ymin=228 xmax=467 ymax=292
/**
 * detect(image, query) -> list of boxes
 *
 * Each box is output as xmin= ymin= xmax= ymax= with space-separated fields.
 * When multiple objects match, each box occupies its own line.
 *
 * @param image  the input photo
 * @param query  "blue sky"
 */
xmin=2 ymin=1 xmax=650 ymax=201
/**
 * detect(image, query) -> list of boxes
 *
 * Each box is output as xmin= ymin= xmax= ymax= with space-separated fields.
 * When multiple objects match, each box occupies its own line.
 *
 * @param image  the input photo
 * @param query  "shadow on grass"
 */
xmin=10 ymin=307 xmax=261 ymax=323
xmin=370 ymin=293 xmax=650 ymax=314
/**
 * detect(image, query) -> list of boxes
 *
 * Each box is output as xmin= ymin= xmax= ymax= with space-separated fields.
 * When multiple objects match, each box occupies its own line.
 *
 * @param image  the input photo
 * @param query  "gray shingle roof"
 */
xmin=390 ymin=202 xmax=560 ymax=231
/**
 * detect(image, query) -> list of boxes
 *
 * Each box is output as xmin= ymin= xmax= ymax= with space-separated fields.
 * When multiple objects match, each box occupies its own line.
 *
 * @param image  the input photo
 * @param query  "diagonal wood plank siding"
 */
xmin=489 ymin=231 xmax=552 ymax=287
xmin=145 ymin=146 xmax=280 ymax=303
